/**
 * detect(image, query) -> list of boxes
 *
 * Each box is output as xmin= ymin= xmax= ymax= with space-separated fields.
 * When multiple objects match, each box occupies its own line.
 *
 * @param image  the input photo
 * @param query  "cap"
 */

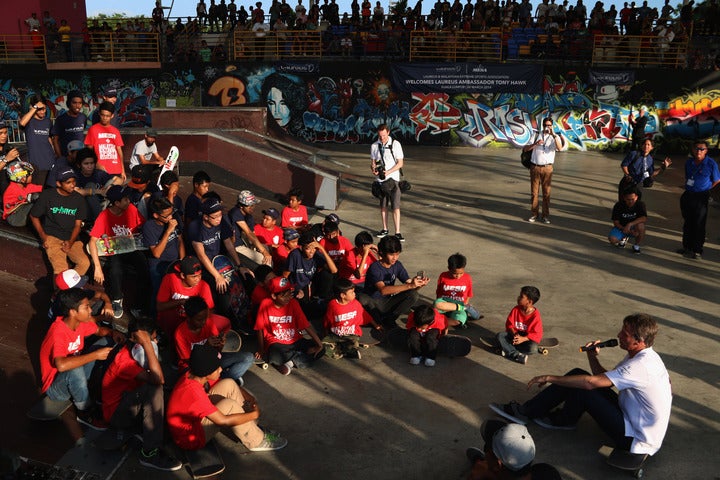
xmin=326 ymin=213 xmax=340 ymax=224
xmin=238 ymin=190 xmax=261 ymax=206
xmin=283 ymin=228 xmax=299 ymax=241
xmin=492 ymin=423 xmax=535 ymax=472
xmin=128 ymin=164 xmax=152 ymax=188
xmin=67 ymin=140 xmax=84 ymax=152
xmin=104 ymin=88 xmax=118 ymax=98
xmin=131 ymin=341 xmax=159 ymax=369
xmin=269 ymin=276 xmax=294 ymax=294
xmin=262 ymin=208 xmax=280 ymax=220
xmin=201 ymin=198 xmax=223 ymax=215
xmin=145 ymin=128 xmax=158 ymax=137
xmin=106 ymin=185 xmax=129 ymax=202
xmin=179 ymin=256 xmax=202 ymax=275
xmin=189 ymin=343 xmax=222 ymax=377
xmin=55 ymin=269 xmax=88 ymax=290
xmin=57 ymin=168 xmax=77 ymax=182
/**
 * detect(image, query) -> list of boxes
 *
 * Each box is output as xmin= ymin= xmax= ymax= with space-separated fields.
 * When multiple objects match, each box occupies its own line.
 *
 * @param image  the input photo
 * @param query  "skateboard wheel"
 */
xmin=539 ymin=348 xmax=549 ymax=355
xmin=361 ymin=343 xmax=370 ymax=349
xmin=635 ymin=468 xmax=643 ymax=479
xmin=262 ymin=363 xmax=268 ymax=370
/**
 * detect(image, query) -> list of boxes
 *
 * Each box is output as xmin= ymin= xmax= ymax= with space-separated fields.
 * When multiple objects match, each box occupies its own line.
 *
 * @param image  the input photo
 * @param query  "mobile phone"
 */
xmin=416 ymin=271 xmax=425 ymax=279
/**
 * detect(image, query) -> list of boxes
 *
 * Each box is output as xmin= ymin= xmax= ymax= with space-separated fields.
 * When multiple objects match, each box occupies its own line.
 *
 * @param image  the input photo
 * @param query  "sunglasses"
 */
xmin=695 ymin=147 xmax=707 ymax=151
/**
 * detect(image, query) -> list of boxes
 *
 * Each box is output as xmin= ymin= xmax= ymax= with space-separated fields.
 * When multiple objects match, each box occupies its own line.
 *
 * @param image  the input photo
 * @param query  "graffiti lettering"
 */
xmin=410 ymin=93 xmax=462 ymax=140
xmin=208 ymin=76 xmax=247 ymax=106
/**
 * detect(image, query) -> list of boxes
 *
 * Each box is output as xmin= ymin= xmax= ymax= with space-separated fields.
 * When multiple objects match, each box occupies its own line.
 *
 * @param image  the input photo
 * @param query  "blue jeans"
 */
xmin=220 ymin=351 xmax=254 ymax=383
xmin=522 ymin=368 xmax=632 ymax=450
xmin=46 ymin=360 xmax=95 ymax=411
xmin=497 ymin=332 xmax=538 ymax=357
xmin=267 ymin=339 xmax=322 ymax=368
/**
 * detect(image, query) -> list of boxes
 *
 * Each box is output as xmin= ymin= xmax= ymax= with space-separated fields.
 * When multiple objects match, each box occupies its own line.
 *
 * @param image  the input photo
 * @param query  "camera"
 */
xmin=374 ymin=158 xmax=386 ymax=180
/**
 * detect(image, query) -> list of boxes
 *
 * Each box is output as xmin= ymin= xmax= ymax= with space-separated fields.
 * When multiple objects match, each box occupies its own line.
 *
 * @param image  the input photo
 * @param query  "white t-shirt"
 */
xmin=370 ymin=138 xmax=403 ymax=183
xmin=129 ymin=139 xmax=158 ymax=169
xmin=531 ymin=132 xmax=561 ymax=166
xmin=604 ymin=347 xmax=672 ymax=455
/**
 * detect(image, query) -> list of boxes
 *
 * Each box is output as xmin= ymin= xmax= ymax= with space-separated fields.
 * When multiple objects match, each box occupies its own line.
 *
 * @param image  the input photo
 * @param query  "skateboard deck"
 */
xmin=538 ymin=337 xmax=560 ymax=355
xmin=600 ymin=445 xmax=649 ymax=478
xmin=57 ymin=428 xmax=132 ymax=480
xmin=89 ymin=233 xmax=148 ymax=257
xmin=185 ymin=440 xmax=225 ymax=479
xmin=212 ymin=255 xmax=250 ymax=326
xmin=27 ymin=396 xmax=72 ymax=421
xmin=222 ymin=329 xmax=242 ymax=352
xmin=359 ymin=326 xmax=383 ymax=348
xmin=386 ymin=328 xmax=472 ymax=357
xmin=157 ymin=145 xmax=179 ymax=187
xmin=480 ymin=336 xmax=559 ymax=355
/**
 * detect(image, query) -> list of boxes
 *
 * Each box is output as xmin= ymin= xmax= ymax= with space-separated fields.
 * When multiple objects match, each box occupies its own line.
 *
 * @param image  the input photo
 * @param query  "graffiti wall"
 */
xmin=2 ymin=63 xmax=720 ymax=151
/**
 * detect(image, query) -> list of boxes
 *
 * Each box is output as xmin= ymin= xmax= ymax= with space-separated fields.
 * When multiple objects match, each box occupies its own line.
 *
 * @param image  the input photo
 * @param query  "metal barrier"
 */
xmin=233 ymin=30 xmax=323 ymax=59
xmin=591 ymin=34 xmax=689 ymax=67
xmin=44 ymin=32 xmax=160 ymax=63
xmin=410 ymin=30 xmax=503 ymax=61
xmin=3 ymin=120 xmax=27 ymax=144
xmin=0 ymin=34 xmax=46 ymax=63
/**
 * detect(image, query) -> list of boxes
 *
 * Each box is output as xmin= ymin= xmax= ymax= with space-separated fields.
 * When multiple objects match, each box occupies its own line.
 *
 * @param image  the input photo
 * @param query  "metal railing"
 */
xmin=45 ymin=32 xmax=160 ymax=63
xmin=233 ymin=30 xmax=323 ymax=59
xmin=410 ymin=30 xmax=503 ymax=61
xmin=591 ymin=34 xmax=689 ymax=67
xmin=0 ymin=34 xmax=46 ymax=63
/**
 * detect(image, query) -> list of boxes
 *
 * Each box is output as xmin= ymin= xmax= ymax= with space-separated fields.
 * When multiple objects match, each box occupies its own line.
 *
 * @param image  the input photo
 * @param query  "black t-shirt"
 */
xmin=22 ymin=116 xmax=56 ymax=170
xmin=50 ymin=112 xmax=87 ymax=156
xmin=186 ymin=216 xmax=233 ymax=259
xmin=29 ymin=188 xmax=87 ymax=240
xmin=612 ymin=200 xmax=647 ymax=227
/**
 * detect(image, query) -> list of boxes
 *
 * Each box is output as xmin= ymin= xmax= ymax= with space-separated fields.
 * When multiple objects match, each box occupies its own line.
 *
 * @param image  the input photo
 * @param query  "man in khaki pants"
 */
xmin=523 ymin=117 xmax=564 ymax=224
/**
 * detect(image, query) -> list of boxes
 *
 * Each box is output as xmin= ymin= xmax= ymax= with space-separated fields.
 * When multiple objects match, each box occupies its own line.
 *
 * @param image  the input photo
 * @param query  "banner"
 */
xmin=390 ymin=63 xmax=543 ymax=94
xmin=588 ymin=70 xmax=634 ymax=85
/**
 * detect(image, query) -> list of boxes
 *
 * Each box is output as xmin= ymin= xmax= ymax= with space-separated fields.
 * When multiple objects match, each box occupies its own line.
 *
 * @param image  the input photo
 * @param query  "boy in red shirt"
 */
xmin=175 ymin=296 xmax=253 ymax=385
xmin=339 ymin=231 xmax=377 ymax=286
xmin=496 ymin=286 xmax=543 ymax=365
xmin=84 ymin=101 xmax=125 ymax=180
xmin=322 ymin=279 xmax=381 ymax=360
xmin=254 ymin=276 xmax=324 ymax=375
xmin=156 ymin=255 xmax=231 ymax=336
xmin=406 ymin=304 xmax=448 ymax=367
xmin=39 ymin=288 xmax=113 ymax=428
xmin=167 ymin=343 xmax=286 ymax=452
xmin=2 ymin=160 xmax=42 ymax=225
xmin=435 ymin=252 xmax=482 ymax=326
xmin=319 ymin=220 xmax=353 ymax=266
xmin=280 ymin=187 xmax=308 ymax=229
xmin=272 ymin=228 xmax=299 ymax=274
xmin=101 ymin=317 xmax=182 ymax=471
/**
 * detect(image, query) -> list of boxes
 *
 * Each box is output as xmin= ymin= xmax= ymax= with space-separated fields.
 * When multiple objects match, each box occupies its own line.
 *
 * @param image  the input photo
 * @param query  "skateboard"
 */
xmin=386 ymin=327 xmax=472 ymax=357
xmin=89 ymin=233 xmax=148 ymax=257
xmin=479 ymin=336 xmax=559 ymax=355
xmin=599 ymin=445 xmax=649 ymax=478
xmin=185 ymin=439 xmax=225 ymax=479
xmin=57 ymin=428 xmax=133 ymax=480
xmin=26 ymin=396 xmax=72 ymax=421
xmin=359 ymin=326 xmax=384 ymax=348
xmin=157 ymin=145 xmax=179 ymax=187
xmin=537 ymin=337 xmax=560 ymax=355
xmin=222 ymin=329 xmax=242 ymax=352
xmin=212 ymin=255 xmax=250 ymax=327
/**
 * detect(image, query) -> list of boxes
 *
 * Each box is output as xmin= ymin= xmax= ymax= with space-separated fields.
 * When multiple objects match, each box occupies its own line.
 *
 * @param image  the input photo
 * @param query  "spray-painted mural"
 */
xmin=2 ymin=63 xmax=720 ymax=152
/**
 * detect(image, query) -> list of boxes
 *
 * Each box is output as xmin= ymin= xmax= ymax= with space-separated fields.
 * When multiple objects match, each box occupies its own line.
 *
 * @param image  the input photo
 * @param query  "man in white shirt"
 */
xmin=129 ymin=128 xmax=165 ymax=170
xmin=490 ymin=313 xmax=672 ymax=456
xmin=370 ymin=124 xmax=405 ymax=242
xmin=523 ymin=117 xmax=564 ymax=224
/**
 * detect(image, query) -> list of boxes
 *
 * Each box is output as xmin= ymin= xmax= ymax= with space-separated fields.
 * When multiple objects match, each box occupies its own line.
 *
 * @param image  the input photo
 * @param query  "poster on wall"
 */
xmin=588 ymin=70 xmax=635 ymax=86
xmin=390 ymin=63 xmax=543 ymax=94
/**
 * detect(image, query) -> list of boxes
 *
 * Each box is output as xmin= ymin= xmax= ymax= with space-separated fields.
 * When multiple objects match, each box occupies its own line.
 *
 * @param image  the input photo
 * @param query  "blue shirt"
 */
xmin=286 ymin=248 xmax=327 ymax=291
xmin=143 ymin=218 xmax=182 ymax=266
xmin=621 ymin=151 xmax=655 ymax=184
xmin=186 ymin=216 xmax=233 ymax=259
xmin=363 ymin=260 xmax=410 ymax=298
xmin=684 ymin=156 xmax=720 ymax=193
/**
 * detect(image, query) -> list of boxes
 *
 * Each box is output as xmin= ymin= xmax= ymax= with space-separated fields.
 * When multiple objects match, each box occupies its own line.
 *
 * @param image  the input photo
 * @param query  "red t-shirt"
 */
xmin=253 ymin=224 xmax=283 ymax=247
xmin=319 ymin=235 xmax=353 ymax=264
xmin=505 ymin=305 xmax=543 ymax=343
xmin=156 ymin=272 xmax=215 ymax=325
xmin=280 ymin=205 xmax=308 ymax=228
xmin=90 ymin=203 xmax=145 ymax=238
xmin=167 ymin=374 xmax=217 ymax=450
xmin=39 ymin=318 xmax=98 ymax=392
xmin=323 ymin=298 xmax=373 ymax=336
xmin=174 ymin=320 xmax=220 ymax=370
xmin=2 ymin=182 xmax=43 ymax=220
xmin=254 ymin=297 xmax=310 ymax=346
xmin=406 ymin=309 xmax=447 ymax=335
xmin=339 ymin=246 xmax=376 ymax=284
xmin=271 ymin=242 xmax=296 ymax=273
xmin=435 ymin=272 xmax=474 ymax=303
xmin=101 ymin=346 xmax=143 ymax=421
xmin=250 ymin=283 xmax=271 ymax=307
xmin=84 ymin=123 xmax=124 ymax=175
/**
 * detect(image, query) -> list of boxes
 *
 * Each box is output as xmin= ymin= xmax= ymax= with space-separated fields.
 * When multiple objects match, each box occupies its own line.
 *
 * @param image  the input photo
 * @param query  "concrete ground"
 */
xmin=2 ymin=145 xmax=719 ymax=480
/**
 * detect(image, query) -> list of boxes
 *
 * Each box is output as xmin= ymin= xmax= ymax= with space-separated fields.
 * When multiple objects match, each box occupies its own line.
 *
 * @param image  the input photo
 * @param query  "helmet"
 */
xmin=6 ymin=160 xmax=34 ymax=183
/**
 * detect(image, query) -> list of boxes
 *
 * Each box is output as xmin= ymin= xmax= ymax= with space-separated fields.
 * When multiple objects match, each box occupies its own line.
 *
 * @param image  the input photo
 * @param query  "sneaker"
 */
xmin=488 ymin=401 xmax=529 ymax=425
xmin=395 ymin=233 xmax=405 ymax=242
xmin=424 ymin=358 xmax=436 ymax=367
xmin=76 ymin=410 xmax=108 ymax=431
xmin=249 ymin=432 xmax=288 ymax=452
xmin=631 ymin=245 xmax=641 ymax=255
xmin=527 ymin=216 xmax=537 ymax=223
xmin=617 ymin=237 xmax=628 ymax=248
xmin=694 ymin=252 xmax=702 ymax=260
xmin=345 ymin=348 xmax=361 ymax=360
xmin=273 ymin=361 xmax=293 ymax=375
xmin=112 ymin=300 xmax=124 ymax=319
xmin=540 ymin=217 xmax=551 ymax=224
xmin=376 ymin=229 xmax=389 ymax=238
xmin=466 ymin=447 xmax=486 ymax=463
xmin=509 ymin=352 xmax=528 ymax=364
xmin=139 ymin=448 xmax=183 ymax=471
xmin=533 ymin=416 xmax=577 ymax=431
xmin=409 ymin=356 xmax=421 ymax=365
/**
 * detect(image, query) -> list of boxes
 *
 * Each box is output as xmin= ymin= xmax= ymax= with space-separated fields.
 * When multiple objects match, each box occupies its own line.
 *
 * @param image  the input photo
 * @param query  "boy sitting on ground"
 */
xmin=322 ymin=279 xmax=382 ymax=360
xmin=167 ymin=343 xmax=287 ymax=452
xmin=280 ymin=187 xmax=309 ymax=230
xmin=496 ymin=286 xmax=543 ymax=365
xmin=435 ymin=252 xmax=483 ymax=327
xmin=608 ymin=186 xmax=647 ymax=255
xmin=406 ymin=304 xmax=448 ymax=367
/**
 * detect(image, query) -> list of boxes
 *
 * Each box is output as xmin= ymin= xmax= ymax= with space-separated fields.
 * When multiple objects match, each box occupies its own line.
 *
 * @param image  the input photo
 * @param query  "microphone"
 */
xmin=579 ymin=339 xmax=619 ymax=352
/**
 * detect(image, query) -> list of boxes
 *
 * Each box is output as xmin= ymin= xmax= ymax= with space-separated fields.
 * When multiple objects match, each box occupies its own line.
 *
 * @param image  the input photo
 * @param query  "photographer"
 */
xmin=523 ymin=117 xmax=564 ymax=224
xmin=370 ymin=124 xmax=405 ymax=241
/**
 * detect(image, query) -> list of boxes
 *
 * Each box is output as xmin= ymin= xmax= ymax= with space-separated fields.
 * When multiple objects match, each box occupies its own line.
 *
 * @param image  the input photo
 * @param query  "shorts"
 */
xmin=609 ymin=226 xmax=637 ymax=242
xmin=379 ymin=178 xmax=401 ymax=210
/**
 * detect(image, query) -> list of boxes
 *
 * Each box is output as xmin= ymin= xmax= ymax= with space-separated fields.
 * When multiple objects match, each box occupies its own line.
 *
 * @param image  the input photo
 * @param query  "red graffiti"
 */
xmin=410 ymin=92 xmax=462 ymax=140
xmin=543 ymin=76 xmax=581 ymax=95
xmin=582 ymin=107 xmax=622 ymax=140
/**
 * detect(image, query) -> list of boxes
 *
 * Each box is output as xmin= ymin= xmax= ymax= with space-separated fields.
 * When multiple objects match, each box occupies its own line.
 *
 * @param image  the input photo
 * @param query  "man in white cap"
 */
xmin=466 ymin=420 xmax=536 ymax=479
xmin=228 ymin=190 xmax=272 ymax=266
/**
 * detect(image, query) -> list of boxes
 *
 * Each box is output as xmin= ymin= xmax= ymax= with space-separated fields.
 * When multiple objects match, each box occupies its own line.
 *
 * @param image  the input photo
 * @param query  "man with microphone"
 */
xmin=489 ymin=313 xmax=672 ymax=456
